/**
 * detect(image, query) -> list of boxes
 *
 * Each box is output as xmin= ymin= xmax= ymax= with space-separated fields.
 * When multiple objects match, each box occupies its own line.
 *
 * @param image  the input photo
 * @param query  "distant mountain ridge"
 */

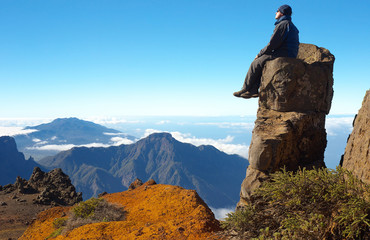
xmin=40 ymin=132 xmax=248 ymax=208
xmin=0 ymin=136 xmax=41 ymax=185
xmin=14 ymin=117 xmax=136 ymax=160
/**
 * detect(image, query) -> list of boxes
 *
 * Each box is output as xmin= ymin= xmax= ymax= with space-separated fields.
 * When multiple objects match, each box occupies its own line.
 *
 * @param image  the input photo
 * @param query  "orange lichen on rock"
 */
xmin=20 ymin=184 xmax=222 ymax=240
xmin=19 ymin=206 xmax=70 ymax=240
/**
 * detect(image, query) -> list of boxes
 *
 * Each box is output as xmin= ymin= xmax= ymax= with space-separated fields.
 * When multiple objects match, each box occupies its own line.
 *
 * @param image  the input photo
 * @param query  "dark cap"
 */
xmin=278 ymin=5 xmax=292 ymax=16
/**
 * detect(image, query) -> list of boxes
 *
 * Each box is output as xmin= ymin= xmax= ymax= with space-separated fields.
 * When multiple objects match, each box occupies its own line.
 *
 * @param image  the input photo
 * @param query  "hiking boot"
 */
xmin=233 ymin=89 xmax=248 ymax=97
xmin=240 ymin=91 xmax=259 ymax=99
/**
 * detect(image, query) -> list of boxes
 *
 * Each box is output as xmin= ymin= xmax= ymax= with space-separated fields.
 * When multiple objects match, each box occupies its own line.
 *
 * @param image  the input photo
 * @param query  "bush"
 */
xmin=47 ymin=198 xmax=126 ymax=238
xmin=222 ymin=167 xmax=370 ymax=240
xmin=72 ymin=198 xmax=103 ymax=219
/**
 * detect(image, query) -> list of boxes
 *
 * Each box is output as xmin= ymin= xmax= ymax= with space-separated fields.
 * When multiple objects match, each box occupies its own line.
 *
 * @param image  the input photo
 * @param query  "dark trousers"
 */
xmin=243 ymin=54 xmax=275 ymax=92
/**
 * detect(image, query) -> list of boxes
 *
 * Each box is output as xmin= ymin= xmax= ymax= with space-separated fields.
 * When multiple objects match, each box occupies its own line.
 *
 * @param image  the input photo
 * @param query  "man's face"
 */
xmin=275 ymin=11 xmax=284 ymax=19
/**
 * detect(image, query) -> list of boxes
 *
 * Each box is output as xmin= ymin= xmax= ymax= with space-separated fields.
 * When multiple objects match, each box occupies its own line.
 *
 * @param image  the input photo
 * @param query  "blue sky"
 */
xmin=0 ymin=0 xmax=369 ymax=118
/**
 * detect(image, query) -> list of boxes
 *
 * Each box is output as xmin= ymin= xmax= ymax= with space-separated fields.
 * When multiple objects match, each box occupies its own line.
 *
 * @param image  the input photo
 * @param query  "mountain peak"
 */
xmin=0 ymin=136 xmax=18 ymax=152
xmin=147 ymin=132 xmax=173 ymax=140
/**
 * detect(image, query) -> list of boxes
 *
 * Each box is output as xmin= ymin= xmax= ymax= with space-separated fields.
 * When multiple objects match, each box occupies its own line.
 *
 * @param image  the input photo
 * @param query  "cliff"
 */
xmin=20 ymin=180 xmax=221 ymax=240
xmin=239 ymin=43 xmax=335 ymax=206
xmin=341 ymin=90 xmax=370 ymax=184
xmin=0 ymin=136 xmax=40 ymax=185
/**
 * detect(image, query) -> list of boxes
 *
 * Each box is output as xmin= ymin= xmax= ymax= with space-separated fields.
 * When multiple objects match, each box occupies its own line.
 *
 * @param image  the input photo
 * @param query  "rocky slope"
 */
xmin=40 ymin=132 xmax=248 ymax=208
xmin=239 ymin=43 xmax=335 ymax=206
xmin=341 ymin=90 xmax=370 ymax=184
xmin=0 ymin=136 xmax=41 ymax=185
xmin=0 ymin=167 xmax=81 ymax=240
xmin=20 ymin=180 xmax=221 ymax=240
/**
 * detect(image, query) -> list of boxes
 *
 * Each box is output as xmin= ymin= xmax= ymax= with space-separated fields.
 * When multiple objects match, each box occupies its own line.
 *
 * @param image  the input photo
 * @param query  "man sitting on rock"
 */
xmin=234 ymin=4 xmax=299 ymax=99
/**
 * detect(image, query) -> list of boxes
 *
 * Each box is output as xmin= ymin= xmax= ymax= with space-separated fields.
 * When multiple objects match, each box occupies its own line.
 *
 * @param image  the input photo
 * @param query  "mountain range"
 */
xmin=39 ymin=132 xmax=248 ymax=208
xmin=0 ymin=117 xmax=248 ymax=208
xmin=13 ymin=117 xmax=136 ymax=160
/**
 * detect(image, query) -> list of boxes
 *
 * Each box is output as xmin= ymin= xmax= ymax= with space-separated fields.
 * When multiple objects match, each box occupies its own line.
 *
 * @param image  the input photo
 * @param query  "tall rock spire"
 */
xmin=238 ymin=43 xmax=335 ymax=207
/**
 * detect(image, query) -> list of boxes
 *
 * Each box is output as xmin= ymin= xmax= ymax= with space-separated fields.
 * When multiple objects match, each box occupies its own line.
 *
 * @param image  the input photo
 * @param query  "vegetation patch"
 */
xmin=47 ymin=198 xmax=126 ymax=238
xmin=222 ymin=167 xmax=370 ymax=240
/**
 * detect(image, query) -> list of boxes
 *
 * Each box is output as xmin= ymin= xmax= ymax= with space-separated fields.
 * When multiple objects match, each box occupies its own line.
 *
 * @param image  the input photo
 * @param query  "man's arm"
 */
xmin=257 ymin=22 xmax=288 ymax=58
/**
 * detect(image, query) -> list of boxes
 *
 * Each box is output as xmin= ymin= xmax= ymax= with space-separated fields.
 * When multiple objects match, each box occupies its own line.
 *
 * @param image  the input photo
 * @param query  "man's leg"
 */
xmin=242 ymin=54 xmax=274 ymax=92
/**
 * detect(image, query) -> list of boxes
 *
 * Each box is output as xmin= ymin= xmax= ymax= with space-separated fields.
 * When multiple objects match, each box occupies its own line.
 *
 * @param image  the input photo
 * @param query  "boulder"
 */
xmin=128 ymin=178 xmax=143 ymax=190
xmin=341 ymin=90 xmax=370 ymax=184
xmin=259 ymin=44 xmax=334 ymax=114
xmin=239 ymin=43 xmax=335 ymax=206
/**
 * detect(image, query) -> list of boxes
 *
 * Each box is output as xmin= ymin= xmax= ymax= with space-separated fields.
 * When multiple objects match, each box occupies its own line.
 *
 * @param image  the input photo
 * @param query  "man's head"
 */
xmin=277 ymin=4 xmax=292 ymax=17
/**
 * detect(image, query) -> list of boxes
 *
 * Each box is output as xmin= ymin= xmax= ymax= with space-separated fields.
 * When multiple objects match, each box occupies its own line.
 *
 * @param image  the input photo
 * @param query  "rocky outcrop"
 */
xmin=1 ymin=167 xmax=82 ymax=206
xmin=239 ymin=43 xmax=335 ymax=207
xmin=341 ymin=90 xmax=370 ymax=184
xmin=20 ymin=182 xmax=221 ymax=240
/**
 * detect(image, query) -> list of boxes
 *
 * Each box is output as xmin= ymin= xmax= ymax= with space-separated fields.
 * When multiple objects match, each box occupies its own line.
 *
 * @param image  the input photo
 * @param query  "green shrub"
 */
xmin=72 ymin=197 xmax=103 ymax=219
xmin=222 ymin=167 xmax=370 ymax=240
xmin=46 ymin=218 xmax=67 ymax=239
xmin=46 ymin=198 xmax=126 ymax=238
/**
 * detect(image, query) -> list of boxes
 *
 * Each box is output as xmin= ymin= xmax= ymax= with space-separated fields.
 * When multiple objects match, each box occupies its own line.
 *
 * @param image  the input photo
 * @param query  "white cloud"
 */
xmin=103 ymin=132 xmax=131 ymax=137
xmin=111 ymin=137 xmax=134 ymax=145
xmin=86 ymin=117 xmax=142 ymax=125
xmin=51 ymin=136 xmax=57 ymax=140
xmin=36 ymin=140 xmax=49 ymax=145
xmin=27 ymin=143 xmax=112 ymax=151
xmin=210 ymin=207 xmax=234 ymax=220
xmin=325 ymin=117 xmax=353 ymax=136
xmin=196 ymin=122 xmax=255 ymax=130
xmin=27 ymin=144 xmax=76 ymax=151
xmin=0 ymin=127 xmax=38 ymax=137
xmin=143 ymin=129 xmax=249 ymax=158
xmin=26 ymin=138 xmax=135 ymax=152
xmin=32 ymin=138 xmax=41 ymax=143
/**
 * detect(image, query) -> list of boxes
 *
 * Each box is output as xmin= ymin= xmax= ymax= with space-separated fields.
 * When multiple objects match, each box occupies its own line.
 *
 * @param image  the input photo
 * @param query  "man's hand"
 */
xmin=254 ymin=55 xmax=258 ymax=60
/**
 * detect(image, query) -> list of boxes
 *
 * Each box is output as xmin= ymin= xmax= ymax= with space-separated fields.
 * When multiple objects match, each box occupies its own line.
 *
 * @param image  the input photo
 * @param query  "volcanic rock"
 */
xmin=239 ymin=43 xmax=335 ymax=207
xmin=128 ymin=178 xmax=143 ymax=190
xmin=1 ymin=167 xmax=82 ymax=206
xmin=341 ymin=90 xmax=370 ymax=184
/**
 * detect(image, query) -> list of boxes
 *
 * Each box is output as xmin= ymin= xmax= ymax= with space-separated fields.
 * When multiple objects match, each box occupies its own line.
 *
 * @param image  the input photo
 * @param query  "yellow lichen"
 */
xmin=20 ymin=184 xmax=222 ymax=240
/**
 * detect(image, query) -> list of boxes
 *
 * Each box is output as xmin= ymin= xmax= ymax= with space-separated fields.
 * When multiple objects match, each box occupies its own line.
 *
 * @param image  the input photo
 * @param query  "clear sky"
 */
xmin=1 ymin=0 xmax=369 ymax=118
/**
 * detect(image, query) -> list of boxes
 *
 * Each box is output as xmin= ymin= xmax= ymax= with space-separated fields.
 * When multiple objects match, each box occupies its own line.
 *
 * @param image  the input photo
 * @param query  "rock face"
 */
xmin=0 ymin=136 xmax=40 ymax=185
xmin=1 ymin=167 xmax=82 ymax=206
xmin=239 ymin=43 xmax=335 ymax=207
xmin=341 ymin=90 xmax=370 ymax=184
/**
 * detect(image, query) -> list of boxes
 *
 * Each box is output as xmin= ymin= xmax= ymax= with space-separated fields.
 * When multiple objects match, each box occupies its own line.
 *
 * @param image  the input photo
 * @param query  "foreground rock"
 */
xmin=239 ymin=43 xmax=335 ymax=206
xmin=20 ymin=181 xmax=221 ymax=240
xmin=0 ymin=167 xmax=81 ymax=239
xmin=341 ymin=90 xmax=370 ymax=184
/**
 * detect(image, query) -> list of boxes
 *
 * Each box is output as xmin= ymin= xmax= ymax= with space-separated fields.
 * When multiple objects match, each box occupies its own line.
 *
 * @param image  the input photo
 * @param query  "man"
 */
xmin=234 ymin=4 xmax=299 ymax=99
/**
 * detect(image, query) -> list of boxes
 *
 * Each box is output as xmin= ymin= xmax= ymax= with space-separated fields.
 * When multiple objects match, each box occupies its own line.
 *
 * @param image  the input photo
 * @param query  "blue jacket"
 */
xmin=257 ymin=16 xmax=299 ymax=58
